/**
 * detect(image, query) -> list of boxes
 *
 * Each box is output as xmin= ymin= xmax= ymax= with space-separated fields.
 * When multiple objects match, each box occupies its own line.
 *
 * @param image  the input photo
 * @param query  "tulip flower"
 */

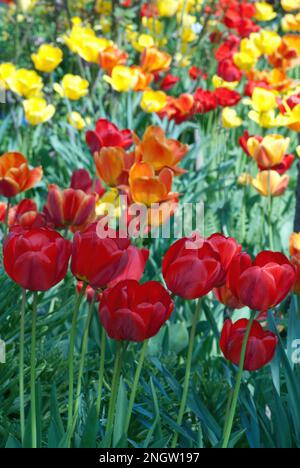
xmin=282 ymin=13 xmax=300 ymax=32
xmin=0 ymin=152 xmax=43 ymax=198
xmin=99 ymin=279 xmax=174 ymax=341
xmin=104 ymin=65 xmax=139 ymax=92
xmin=214 ymin=88 xmax=241 ymax=107
xmin=227 ymin=251 xmax=296 ymax=311
xmin=158 ymin=94 xmax=194 ymax=124
xmin=194 ymin=88 xmax=218 ymax=114
xmin=135 ymin=125 xmax=188 ymax=174
xmin=54 ymin=74 xmax=89 ymax=101
xmin=160 ymin=74 xmax=179 ymax=91
xmin=44 ymin=184 xmax=96 ymax=231
xmin=251 ymin=170 xmax=289 ymax=197
xmin=23 ymin=98 xmax=55 ymax=125
xmin=254 ymin=2 xmax=277 ymax=21
xmin=162 ymin=234 xmax=225 ymax=299
xmin=99 ymin=46 xmax=128 ymax=74
xmin=254 ymin=30 xmax=282 ymax=55
xmin=7 ymin=199 xmax=45 ymax=229
xmin=0 ymin=62 xmax=16 ymax=89
xmin=281 ymin=0 xmax=300 ymax=11
xmin=247 ymin=135 xmax=290 ymax=169
xmin=222 ymin=108 xmax=242 ymax=128
xmin=140 ymin=89 xmax=167 ymax=113
xmin=3 ymin=227 xmax=71 ymax=291
xmin=68 ymin=112 xmax=86 ymax=130
xmin=141 ymin=47 xmax=172 ymax=74
xmin=86 ymin=118 xmax=132 ymax=154
xmin=220 ymin=319 xmax=278 ymax=371
xmin=212 ymin=75 xmax=239 ymax=91
xmin=289 ymin=233 xmax=300 ymax=294
xmin=94 ymin=147 xmax=135 ymax=187
xmin=157 ymin=0 xmax=178 ymax=17
xmin=6 ymin=68 xmax=43 ymax=98
xmin=214 ymin=284 xmax=244 ymax=309
xmin=63 ymin=22 xmax=112 ymax=63
xmin=70 ymin=169 xmax=105 ymax=197
xmin=71 ymin=224 xmax=132 ymax=289
xmin=31 ymin=44 xmax=63 ymax=73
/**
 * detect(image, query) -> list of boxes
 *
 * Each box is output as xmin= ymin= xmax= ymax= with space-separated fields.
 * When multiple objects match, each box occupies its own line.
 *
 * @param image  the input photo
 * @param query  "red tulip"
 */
xmin=214 ymin=284 xmax=244 ymax=309
xmin=44 ymin=184 xmax=96 ymax=231
xmin=217 ymin=59 xmax=242 ymax=82
xmin=162 ymin=234 xmax=224 ymax=299
xmin=86 ymin=118 xmax=132 ymax=154
xmin=160 ymin=74 xmax=179 ymax=91
xmin=214 ymin=88 xmax=241 ymax=107
xmin=71 ymin=224 xmax=134 ymax=289
xmin=194 ymin=88 xmax=218 ymax=114
xmin=108 ymin=246 xmax=149 ymax=287
xmin=207 ymin=233 xmax=242 ymax=285
xmin=99 ymin=280 xmax=174 ymax=341
xmin=9 ymin=199 xmax=46 ymax=229
xmin=220 ymin=319 xmax=278 ymax=371
xmin=227 ymin=251 xmax=296 ymax=311
xmin=3 ymin=228 xmax=71 ymax=291
xmin=70 ymin=169 xmax=105 ymax=197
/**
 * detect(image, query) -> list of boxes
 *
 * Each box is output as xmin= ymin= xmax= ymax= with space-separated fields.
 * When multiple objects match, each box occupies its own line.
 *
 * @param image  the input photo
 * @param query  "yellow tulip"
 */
xmin=68 ymin=112 xmax=86 ymax=130
xmin=222 ymin=108 xmax=242 ymax=128
xmin=64 ymin=23 xmax=112 ymax=63
xmin=142 ymin=17 xmax=164 ymax=36
xmin=254 ymin=30 xmax=282 ymax=55
xmin=6 ymin=69 xmax=43 ymax=98
xmin=251 ymin=87 xmax=277 ymax=113
xmin=251 ymin=170 xmax=289 ymax=197
xmin=254 ymin=2 xmax=277 ymax=21
xmin=54 ymin=74 xmax=89 ymax=100
xmin=212 ymin=75 xmax=238 ymax=90
xmin=282 ymin=13 xmax=300 ymax=32
xmin=140 ymin=90 xmax=167 ymax=113
xmin=23 ymin=97 xmax=55 ymax=125
xmin=0 ymin=63 xmax=16 ymax=90
xmin=104 ymin=66 xmax=138 ymax=92
xmin=132 ymin=34 xmax=155 ymax=52
xmin=31 ymin=44 xmax=63 ymax=73
xmin=281 ymin=0 xmax=300 ymax=11
xmin=238 ymin=173 xmax=253 ymax=186
xmin=233 ymin=52 xmax=257 ymax=71
xmin=157 ymin=0 xmax=179 ymax=17
xmin=247 ymin=135 xmax=290 ymax=167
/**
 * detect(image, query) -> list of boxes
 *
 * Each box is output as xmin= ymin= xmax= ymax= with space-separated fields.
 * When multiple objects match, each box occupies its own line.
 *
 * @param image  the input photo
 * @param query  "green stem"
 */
xmin=267 ymin=170 xmax=274 ymax=250
xmin=19 ymin=289 xmax=26 ymax=446
xmin=105 ymin=341 xmax=124 ymax=444
xmin=171 ymin=299 xmax=202 ymax=448
xmin=67 ymin=283 xmax=87 ymax=440
xmin=125 ymin=339 xmax=148 ymax=434
xmin=30 ymin=292 xmax=38 ymax=448
xmin=222 ymin=311 xmax=256 ymax=449
xmin=71 ymin=292 xmax=97 ymax=435
xmin=96 ymin=326 xmax=106 ymax=417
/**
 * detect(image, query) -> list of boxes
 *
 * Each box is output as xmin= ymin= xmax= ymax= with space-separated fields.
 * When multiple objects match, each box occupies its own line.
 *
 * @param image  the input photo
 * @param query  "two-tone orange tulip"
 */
xmin=99 ymin=46 xmax=128 ymax=75
xmin=141 ymin=47 xmax=172 ymax=74
xmin=135 ymin=126 xmax=188 ymax=174
xmin=0 ymin=152 xmax=43 ymax=198
xmin=129 ymin=161 xmax=178 ymax=206
xmin=94 ymin=147 xmax=135 ymax=187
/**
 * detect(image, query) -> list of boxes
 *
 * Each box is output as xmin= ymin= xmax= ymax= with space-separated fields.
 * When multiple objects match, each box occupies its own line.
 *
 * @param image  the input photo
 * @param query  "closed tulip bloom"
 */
xmin=247 ymin=135 xmax=290 ymax=169
xmin=162 ymin=234 xmax=224 ymax=299
xmin=63 ymin=22 xmax=112 ymax=63
xmin=0 ymin=152 xmax=43 ymax=198
xmin=94 ymin=147 xmax=127 ymax=187
xmin=227 ymin=251 xmax=296 ymax=311
xmin=135 ymin=125 xmax=188 ymax=174
xmin=207 ymin=233 xmax=242 ymax=285
xmin=254 ymin=2 xmax=277 ymax=22
xmin=281 ymin=0 xmax=300 ymax=12
xmin=141 ymin=47 xmax=172 ymax=74
xmin=103 ymin=65 xmax=139 ymax=92
xmin=86 ymin=118 xmax=132 ymax=154
xmin=6 ymin=68 xmax=43 ymax=98
xmin=8 ymin=199 xmax=45 ymax=229
xmin=140 ymin=90 xmax=167 ymax=113
xmin=3 ymin=228 xmax=71 ymax=291
xmin=31 ymin=44 xmax=63 ymax=73
xmin=23 ymin=98 xmax=55 ymax=125
xmin=99 ymin=280 xmax=174 ymax=341
xmin=220 ymin=319 xmax=278 ymax=371
xmin=0 ymin=63 xmax=16 ymax=89
xmin=71 ymin=224 xmax=131 ymax=289
xmin=54 ymin=74 xmax=89 ymax=100
xmin=70 ymin=168 xmax=105 ymax=197
xmin=222 ymin=108 xmax=242 ymax=128
xmin=44 ymin=184 xmax=96 ymax=230
xmin=251 ymin=170 xmax=289 ymax=197
xmin=99 ymin=46 xmax=128 ymax=74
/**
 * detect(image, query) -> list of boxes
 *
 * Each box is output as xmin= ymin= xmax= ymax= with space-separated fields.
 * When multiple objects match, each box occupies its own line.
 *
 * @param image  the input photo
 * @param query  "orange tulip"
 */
xmin=269 ymin=34 xmax=300 ymax=69
xmin=158 ymin=93 xmax=194 ymax=124
xmin=0 ymin=152 xmax=43 ymax=198
xmin=99 ymin=46 xmax=128 ymax=74
xmin=94 ymin=147 xmax=135 ymax=187
xmin=141 ymin=47 xmax=172 ymax=74
xmin=131 ymin=66 xmax=153 ymax=91
xmin=129 ymin=161 xmax=178 ymax=206
xmin=135 ymin=126 xmax=188 ymax=174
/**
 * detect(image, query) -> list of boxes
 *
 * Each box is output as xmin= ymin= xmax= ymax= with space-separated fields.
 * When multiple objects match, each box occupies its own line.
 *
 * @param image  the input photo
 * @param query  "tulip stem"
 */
xmin=67 ymin=283 xmax=87 ymax=443
xmin=171 ymin=299 xmax=202 ymax=448
xmin=71 ymin=291 xmax=97 ymax=437
xmin=106 ymin=341 xmax=124 ymax=444
xmin=222 ymin=310 xmax=256 ymax=449
xmin=125 ymin=339 xmax=149 ymax=435
xmin=30 ymin=292 xmax=38 ymax=448
xmin=96 ymin=326 xmax=106 ymax=418
xmin=268 ymin=193 xmax=274 ymax=250
xmin=19 ymin=289 xmax=26 ymax=446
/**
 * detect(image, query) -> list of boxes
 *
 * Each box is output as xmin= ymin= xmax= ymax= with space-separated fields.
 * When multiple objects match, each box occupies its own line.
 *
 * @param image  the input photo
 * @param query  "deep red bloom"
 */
xmin=207 ymin=233 xmax=242 ymax=285
xmin=214 ymin=88 xmax=241 ymax=107
xmin=3 ymin=228 xmax=71 ymax=291
xmin=9 ymin=199 xmax=46 ymax=229
xmin=258 ymin=154 xmax=295 ymax=175
xmin=189 ymin=66 xmax=207 ymax=80
xmin=99 ymin=279 xmax=174 ymax=341
xmin=227 ymin=251 xmax=296 ymax=311
xmin=71 ymin=224 xmax=143 ymax=289
xmin=108 ymin=246 xmax=149 ymax=287
xmin=70 ymin=169 xmax=105 ymax=197
xmin=86 ymin=119 xmax=132 ymax=154
xmin=217 ymin=59 xmax=242 ymax=82
xmin=162 ymin=234 xmax=224 ymax=299
xmin=220 ymin=319 xmax=278 ymax=371
xmin=140 ymin=2 xmax=158 ymax=17
xmin=194 ymin=88 xmax=218 ymax=114
xmin=44 ymin=184 xmax=96 ymax=231
xmin=160 ymin=74 xmax=179 ymax=91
